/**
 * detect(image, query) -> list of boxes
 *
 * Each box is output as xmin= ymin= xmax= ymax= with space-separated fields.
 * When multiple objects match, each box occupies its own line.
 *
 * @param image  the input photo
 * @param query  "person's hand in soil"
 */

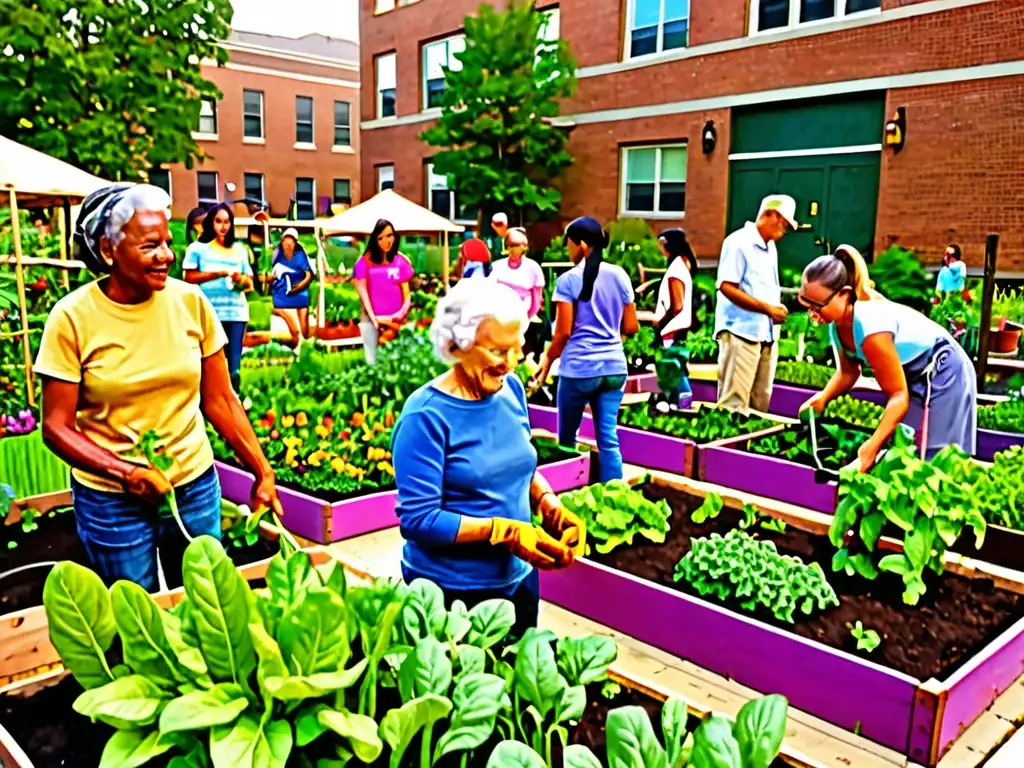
xmin=124 ymin=466 xmax=173 ymax=504
xmin=250 ymin=473 xmax=285 ymax=522
xmin=490 ymin=518 xmax=574 ymax=569
xmin=536 ymin=492 xmax=586 ymax=557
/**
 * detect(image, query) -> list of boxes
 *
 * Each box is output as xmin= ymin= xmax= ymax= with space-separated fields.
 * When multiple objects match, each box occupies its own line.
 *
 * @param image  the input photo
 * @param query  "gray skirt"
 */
xmin=902 ymin=339 xmax=977 ymax=459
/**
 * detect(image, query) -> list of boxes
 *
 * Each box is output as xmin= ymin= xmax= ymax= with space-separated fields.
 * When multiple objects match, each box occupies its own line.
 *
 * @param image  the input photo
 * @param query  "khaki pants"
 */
xmin=716 ymin=332 xmax=778 ymax=414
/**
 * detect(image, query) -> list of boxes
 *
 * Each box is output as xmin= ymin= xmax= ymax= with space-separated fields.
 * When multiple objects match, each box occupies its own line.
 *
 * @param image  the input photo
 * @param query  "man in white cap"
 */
xmin=714 ymin=194 xmax=796 ymax=413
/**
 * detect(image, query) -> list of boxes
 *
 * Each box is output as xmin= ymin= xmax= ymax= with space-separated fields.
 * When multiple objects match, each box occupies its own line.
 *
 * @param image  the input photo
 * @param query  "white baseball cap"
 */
xmin=491 ymin=212 xmax=508 ymax=227
xmin=281 ymin=227 xmax=300 ymax=241
xmin=758 ymin=195 xmax=799 ymax=229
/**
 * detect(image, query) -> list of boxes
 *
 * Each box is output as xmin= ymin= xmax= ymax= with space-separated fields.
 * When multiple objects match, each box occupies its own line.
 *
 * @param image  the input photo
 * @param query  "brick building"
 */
xmin=358 ymin=0 xmax=1024 ymax=270
xmin=158 ymin=31 xmax=361 ymax=222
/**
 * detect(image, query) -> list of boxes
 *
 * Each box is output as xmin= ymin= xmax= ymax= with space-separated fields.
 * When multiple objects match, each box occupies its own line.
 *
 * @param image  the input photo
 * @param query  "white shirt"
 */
xmin=713 ymin=221 xmax=782 ymax=343
xmin=490 ymin=257 xmax=545 ymax=317
xmin=654 ymin=257 xmax=693 ymax=339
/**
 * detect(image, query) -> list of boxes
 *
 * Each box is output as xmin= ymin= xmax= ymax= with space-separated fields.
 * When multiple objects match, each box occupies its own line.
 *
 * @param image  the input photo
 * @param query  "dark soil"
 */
xmin=740 ymin=422 xmax=872 ymax=471
xmin=0 ymin=509 xmax=88 ymax=616
xmin=591 ymin=484 xmax=1024 ymax=682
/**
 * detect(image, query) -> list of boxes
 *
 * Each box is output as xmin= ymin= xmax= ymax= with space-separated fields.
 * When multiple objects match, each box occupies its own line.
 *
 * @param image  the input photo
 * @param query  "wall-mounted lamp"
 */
xmin=702 ymin=120 xmax=718 ymax=155
xmin=884 ymin=107 xmax=906 ymax=154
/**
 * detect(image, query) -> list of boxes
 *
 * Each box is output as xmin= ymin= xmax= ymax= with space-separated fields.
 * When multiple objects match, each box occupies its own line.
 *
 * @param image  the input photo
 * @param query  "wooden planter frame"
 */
xmin=538 ymin=471 xmax=1024 ymax=766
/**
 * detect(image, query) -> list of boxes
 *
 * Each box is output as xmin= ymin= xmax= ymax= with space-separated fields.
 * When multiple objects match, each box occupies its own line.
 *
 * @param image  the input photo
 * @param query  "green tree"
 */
xmin=0 ymin=0 xmax=232 ymax=180
xmin=419 ymin=0 xmax=577 ymax=224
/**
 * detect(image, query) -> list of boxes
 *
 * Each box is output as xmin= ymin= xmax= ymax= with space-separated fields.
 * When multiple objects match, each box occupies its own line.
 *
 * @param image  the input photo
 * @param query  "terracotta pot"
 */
xmin=989 ymin=328 xmax=1022 ymax=354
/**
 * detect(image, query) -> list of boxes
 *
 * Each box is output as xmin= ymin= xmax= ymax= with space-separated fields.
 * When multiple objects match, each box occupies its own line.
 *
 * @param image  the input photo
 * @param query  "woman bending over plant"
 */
xmin=798 ymin=245 xmax=976 ymax=470
xmin=34 ymin=184 xmax=283 ymax=591
xmin=391 ymin=278 xmax=582 ymax=636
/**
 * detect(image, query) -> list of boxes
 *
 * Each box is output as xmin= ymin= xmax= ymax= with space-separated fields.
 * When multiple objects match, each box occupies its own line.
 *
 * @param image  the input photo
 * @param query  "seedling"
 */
xmin=127 ymin=430 xmax=193 ymax=543
xmin=692 ymin=492 xmax=723 ymax=524
xmin=849 ymin=621 xmax=881 ymax=653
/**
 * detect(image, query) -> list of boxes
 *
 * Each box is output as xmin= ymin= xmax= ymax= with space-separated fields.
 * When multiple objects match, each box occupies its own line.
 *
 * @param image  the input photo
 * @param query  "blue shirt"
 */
xmin=271 ymin=249 xmax=313 ymax=307
xmin=714 ymin=222 xmax=782 ymax=343
xmin=462 ymin=261 xmax=486 ymax=279
xmin=829 ymin=299 xmax=948 ymax=366
xmin=553 ymin=261 xmax=634 ymax=379
xmin=936 ymin=262 xmax=967 ymax=293
xmin=391 ymin=375 xmax=535 ymax=592
xmin=182 ymin=241 xmax=252 ymax=322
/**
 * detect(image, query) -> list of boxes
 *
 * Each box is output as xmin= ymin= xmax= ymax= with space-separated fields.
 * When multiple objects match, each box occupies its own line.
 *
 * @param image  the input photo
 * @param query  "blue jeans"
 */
xmin=557 ymin=374 xmax=627 ymax=482
xmin=222 ymin=320 xmax=247 ymax=392
xmin=71 ymin=466 xmax=222 ymax=591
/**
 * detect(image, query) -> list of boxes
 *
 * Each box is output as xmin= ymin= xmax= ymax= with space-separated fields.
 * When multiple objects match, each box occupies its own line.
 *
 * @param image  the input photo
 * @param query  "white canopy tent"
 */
xmin=0 ymin=135 xmax=112 ymax=406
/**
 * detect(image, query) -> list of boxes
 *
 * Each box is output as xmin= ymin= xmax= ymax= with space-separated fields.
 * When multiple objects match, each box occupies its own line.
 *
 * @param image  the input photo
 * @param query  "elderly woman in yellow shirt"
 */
xmin=34 ymin=184 xmax=283 ymax=590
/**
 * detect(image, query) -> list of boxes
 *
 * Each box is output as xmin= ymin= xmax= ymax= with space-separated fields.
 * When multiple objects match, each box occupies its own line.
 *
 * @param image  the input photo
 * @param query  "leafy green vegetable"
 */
xmin=748 ymin=421 xmax=866 ymax=469
xmin=620 ymin=405 xmax=774 ymax=443
xmin=978 ymin=399 xmax=1024 ymax=434
xmin=674 ymin=530 xmax=840 ymax=623
xmin=559 ymin=480 xmax=671 ymax=555
xmin=970 ymin=446 xmax=1024 ymax=530
xmin=822 ymin=396 xmax=884 ymax=429
xmin=691 ymin=493 xmax=723 ymax=525
xmin=849 ymin=621 xmax=881 ymax=653
xmin=774 ymin=361 xmax=834 ymax=389
xmin=624 ymin=326 xmax=657 ymax=372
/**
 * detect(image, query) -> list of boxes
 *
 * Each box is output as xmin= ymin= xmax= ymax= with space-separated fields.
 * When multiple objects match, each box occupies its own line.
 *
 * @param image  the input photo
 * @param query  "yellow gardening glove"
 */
xmin=490 ymin=519 xmax=575 ymax=570
xmin=536 ymin=494 xmax=587 ymax=558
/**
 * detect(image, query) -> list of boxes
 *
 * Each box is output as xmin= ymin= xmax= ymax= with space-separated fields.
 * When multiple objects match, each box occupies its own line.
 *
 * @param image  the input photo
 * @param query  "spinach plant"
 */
xmin=849 ymin=621 xmax=881 ymax=653
xmin=774 ymin=361 xmax=834 ymax=389
xmin=559 ymin=480 xmax=671 ymax=554
xmin=674 ymin=530 xmax=839 ymax=623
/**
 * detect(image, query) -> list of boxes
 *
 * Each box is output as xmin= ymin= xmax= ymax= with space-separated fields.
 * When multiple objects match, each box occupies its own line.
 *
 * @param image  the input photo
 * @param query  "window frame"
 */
xmin=374 ymin=0 xmax=396 ymax=12
xmin=623 ymin=0 xmax=690 ymax=60
xmin=295 ymin=177 xmax=317 ymax=220
xmin=377 ymin=165 xmax=395 ymax=192
xmin=242 ymin=89 xmax=264 ymax=140
xmin=748 ymin=0 xmax=881 ymax=36
xmin=197 ymin=171 xmax=219 ymax=208
xmin=376 ymin=52 xmax=397 ymax=119
xmin=619 ymin=143 xmax=688 ymax=218
xmin=294 ymin=95 xmax=315 ymax=146
xmin=196 ymin=98 xmax=218 ymax=137
xmin=333 ymin=178 xmax=352 ymax=204
xmin=421 ymin=34 xmax=465 ymax=111
xmin=333 ymin=100 xmax=352 ymax=147
xmin=243 ymin=173 xmax=265 ymax=206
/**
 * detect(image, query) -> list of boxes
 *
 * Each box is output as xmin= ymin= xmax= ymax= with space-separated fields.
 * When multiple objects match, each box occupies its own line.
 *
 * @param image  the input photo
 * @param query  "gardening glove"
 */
xmin=490 ymin=518 xmax=574 ymax=570
xmin=536 ymin=493 xmax=587 ymax=558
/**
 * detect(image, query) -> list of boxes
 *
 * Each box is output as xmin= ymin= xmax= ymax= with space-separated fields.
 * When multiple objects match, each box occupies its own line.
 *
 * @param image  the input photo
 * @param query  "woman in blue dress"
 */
xmin=798 ymin=245 xmax=976 ymax=470
xmin=269 ymin=228 xmax=313 ymax=346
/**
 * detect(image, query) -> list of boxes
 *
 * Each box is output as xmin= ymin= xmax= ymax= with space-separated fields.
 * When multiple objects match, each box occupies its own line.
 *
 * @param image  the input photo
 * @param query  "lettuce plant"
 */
xmin=674 ymin=530 xmax=839 ymax=623
xmin=559 ymin=480 xmax=671 ymax=554
xmin=822 ymin=396 xmax=884 ymax=429
xmin=620 ymin=406 xmax=773 ymax=443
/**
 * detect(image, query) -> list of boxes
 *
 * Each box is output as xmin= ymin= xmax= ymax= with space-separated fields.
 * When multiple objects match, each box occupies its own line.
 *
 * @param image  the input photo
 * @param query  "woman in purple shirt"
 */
xmin=352 ymin=219 xmax=414 ymax=364
xmin=532 ymin=217 xmax=639 ymax=481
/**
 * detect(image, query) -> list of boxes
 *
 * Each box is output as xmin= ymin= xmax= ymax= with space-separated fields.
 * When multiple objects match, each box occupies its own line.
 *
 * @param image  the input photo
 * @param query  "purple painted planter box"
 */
xmin=540 ymin=531 xmax=1024 ymax=765
xmin=975 ymin=427 xmax=1024 ymax=461
xmin=769 ymin=383 xmax=888 ymax=419
xmin=691 ymin=379 xmax=717 ymax=403
xmin=625 ymin=373 xmax=660 ymax=394
xmin=216 ymin=451 xmax=591 ymax=544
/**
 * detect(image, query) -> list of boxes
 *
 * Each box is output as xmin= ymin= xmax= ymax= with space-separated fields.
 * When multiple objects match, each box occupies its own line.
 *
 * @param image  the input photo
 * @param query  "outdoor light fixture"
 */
xmin=702 ymin=120 xmax=718 ymax=155
xmin=884 ymin=107 xmax=906 ymax=153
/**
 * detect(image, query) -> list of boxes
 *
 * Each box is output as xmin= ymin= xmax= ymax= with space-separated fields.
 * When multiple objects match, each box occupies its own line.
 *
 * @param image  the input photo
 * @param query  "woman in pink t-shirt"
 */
xmin=352 ymin=219 xmax=415 ymax=364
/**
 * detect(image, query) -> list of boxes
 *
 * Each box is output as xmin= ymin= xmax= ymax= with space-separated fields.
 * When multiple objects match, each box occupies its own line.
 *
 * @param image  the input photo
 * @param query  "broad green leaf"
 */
xmin=43 ymin=561 xmax=116 ymax=689
xmin=503 ymin=628 xmax=558 ymax=658
xmin=734 ymin=694 xmax=788 ymax=768
xmin=265 ymin=659 xmax=368 ymax=700
xmin=485 ymin=741 xmax=546 ymax=768
xmin=249 ymin=615 xmax=288 ymax=681
xmin=158 ymin=683 xmax=249 ymax=733
xmin=878 ymin=554 xmax=911 ymax=575
xmin=402 ymin=579 xmax=447 ymax=641
xmin=858 ymin=512 xmax=885 ymax=552
xmin=606 ymin=706 xmax=669 ymax=768
xmin=278 ymin=587 xmax=350 ymax=675
xmin=267 ymin=551 xmax=321 ymax=613
xmin=163 ymin=608 xmax=208 ymax=679
xmin=556 ymin=636 xmax=618 ymax=686
xmin=110 ymin=581 xmax=185 ymax=689
xmin=296 ymin=703 xmax=330 ymax=747
xmin=398 ymin=636 xmax=452 ymax=704
xmin=318 ymin=708 xmax=384 ymax=763
xmin=456 ymin=645 xmax=487 ymax=679
xmin=446 ymin=600 xmax=472 ymax=644
xmin=467 ymin=599 xmax=517 ymax=649
xmin=879 ymin=494 xmax=915 ymax=532
xmin=514 ymin=634 xmax=566 ymax=719
xmin=320 ymin=561 xmax=348 ymax=597
xmin=689 ymin=714 xmax=742 ymax=768
xmin=210 ymin=714 xmax=291 ymax=768
xmin=905 ymin=516 xmax=936 ymax=570
xmin=98 ymin=729 xmax=175 ymax=768
xmin=381 ymin=694 xmax=452 ymax=768
xmin=564 ymin=744 xmax=602 ymax=768
xmin=74 ymin=675 xmax=168 ymax=729
xmin=662 ymin=698 xmax=690 ymax=768
xmin=934 ymin=515 xmax=961 ymax=548
xmin=848 ymin=553 xmax=879 ymax=581
xmin=182 ymin=536 xmax=256 ymax=685
xmin=435 ymin=673 xmax=506 ymax=759
xmin=555 ymin=684 xmax=586 ymax=724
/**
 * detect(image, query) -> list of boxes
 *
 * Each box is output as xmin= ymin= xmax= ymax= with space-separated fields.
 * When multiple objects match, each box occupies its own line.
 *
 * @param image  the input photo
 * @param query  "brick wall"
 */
xmin=876 ymin=75 xmax=1024 ymax=270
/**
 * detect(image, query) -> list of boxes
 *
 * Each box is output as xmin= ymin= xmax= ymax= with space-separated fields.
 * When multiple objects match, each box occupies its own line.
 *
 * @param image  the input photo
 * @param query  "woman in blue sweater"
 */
xmin=391 ymin=278 xmax=583 ymax=635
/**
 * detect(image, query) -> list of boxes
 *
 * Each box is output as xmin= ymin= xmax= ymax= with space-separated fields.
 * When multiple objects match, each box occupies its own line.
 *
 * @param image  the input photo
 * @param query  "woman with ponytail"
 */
xmin=798 ymin=245 xmax=976 ymax=470
xmin=532 ymin=217 xmax=639 ymax=481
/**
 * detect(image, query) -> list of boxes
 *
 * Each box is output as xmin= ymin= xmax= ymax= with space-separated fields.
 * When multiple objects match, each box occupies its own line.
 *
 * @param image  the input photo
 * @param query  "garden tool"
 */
xmin=655 ymin=344 xmax=693 ymax=410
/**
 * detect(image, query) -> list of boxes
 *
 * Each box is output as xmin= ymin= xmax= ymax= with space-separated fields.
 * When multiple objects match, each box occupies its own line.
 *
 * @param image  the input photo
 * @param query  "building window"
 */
xmin=538 ymin=7 xmax=560 ymax=50
xmin=374 ymin=0 xmax=395 ymax=11
xmin=422 ymin=36 xmax=464 ymax=110
xmin=197 ymin=172 xmax=219 ymax=208
xmin=334 ymin=101 xmax=351 ymax=147
xmin=621 ymin=144 xmax=687 ymax=215
xmin=295 ymin=96 xmax=314 ymax=145
xmin=243 ymin=173 xmax=265 ymax=206
xmin=197 ymin=99 xmax=217 ymax=135
xmin=295 ymin=178 xmax=316 ymax=220
xmin=376 ymin=53 xmax=397 ymax=119
xmin=148 ymin=169 xmax=172 ymax=200
xmin=243 ymin=90 xmax=264 ymax=139
xmin=425 ymin=163 xmax=474 ymax=222
xmin=377 ymin=165 xmax=395 ymax=192
xmin=628 ymin=0 xmax=688 ymax=58
xmin=334 ymin=179 xmax=352 ymax=204
xmin=753 ymin=0 xmax=880 ymax=33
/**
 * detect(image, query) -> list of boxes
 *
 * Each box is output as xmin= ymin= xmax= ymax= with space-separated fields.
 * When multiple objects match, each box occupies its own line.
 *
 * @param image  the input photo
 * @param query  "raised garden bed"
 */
xmin=976 ymin=427 xmax=1024 ymax=461
xmin=540 ymin=473 xmax=1024 ymax=766
xmin=217 ymin=438 xmax=593 ymax=544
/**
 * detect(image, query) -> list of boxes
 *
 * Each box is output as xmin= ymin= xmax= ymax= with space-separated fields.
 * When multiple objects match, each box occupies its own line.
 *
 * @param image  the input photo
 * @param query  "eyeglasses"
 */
xmin=797 ymin=286 xmax=842 ymax=312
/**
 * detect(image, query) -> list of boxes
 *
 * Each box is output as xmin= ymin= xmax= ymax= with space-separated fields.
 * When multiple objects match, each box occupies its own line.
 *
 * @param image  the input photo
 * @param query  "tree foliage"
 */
xmin=419 ymin=0 xmax=577 ymax=223
xmin=0 ymin=0 xmax=232 ymax=180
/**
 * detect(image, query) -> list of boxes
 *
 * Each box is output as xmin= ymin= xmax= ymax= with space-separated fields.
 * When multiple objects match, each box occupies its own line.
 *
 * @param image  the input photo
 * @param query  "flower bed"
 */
xmin=541 ymin=474 xmax=1024 ymax=765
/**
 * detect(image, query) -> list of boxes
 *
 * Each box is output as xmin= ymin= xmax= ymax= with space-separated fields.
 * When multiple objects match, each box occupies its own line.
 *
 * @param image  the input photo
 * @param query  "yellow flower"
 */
xmin=285 ymin=448 xmax=298 ymax=465
xmin=296 ymin=412 xmax=309 ymax=427
xmin=307 ymin=450 xmax=328 ymax=467
xmin=283 ymin=436 xmax=303 ymax=449
xmin=315 ymin=424 xmax=330 ymax=439
xmin=281 ymin=415 xmax=295 ymax=429
xmin=331 ymin=457 xmax=346 ymax=474
xmin=378 ymin=461 xmax=394 ymax=476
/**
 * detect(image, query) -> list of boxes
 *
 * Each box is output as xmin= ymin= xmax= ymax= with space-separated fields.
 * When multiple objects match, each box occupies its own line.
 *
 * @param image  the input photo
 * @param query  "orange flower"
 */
xmin=296 ymin=412 xmax=309 ymax=427
xmin=384 ymin=411 xmax=396 ymax=428
xmin=351 ymin=412 xmax=366 ymax=428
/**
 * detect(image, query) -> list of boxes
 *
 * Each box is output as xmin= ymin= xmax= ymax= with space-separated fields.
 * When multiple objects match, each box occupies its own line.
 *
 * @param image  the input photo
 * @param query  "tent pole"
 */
xmin=58 ymin=205 xmax=69 ymax=290
xmin=317 ymin=225 xmax=326 ymax=336
xmin=442 ymin=230 xmax=449 ymax=293
xmin=10 ymin=190 xmax=36 ymax=408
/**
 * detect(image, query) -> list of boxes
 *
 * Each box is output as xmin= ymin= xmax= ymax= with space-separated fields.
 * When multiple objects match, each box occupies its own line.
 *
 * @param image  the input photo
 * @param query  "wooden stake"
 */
xmin=977 ymin=234 xmax=999 ymax=388
xmin=442 ymin=230 xmax=450 ymax=293
xmin=10 ymin=190 xmax=35 ymax=409
xmin=57 ymin=205 xmax=69 ymax=290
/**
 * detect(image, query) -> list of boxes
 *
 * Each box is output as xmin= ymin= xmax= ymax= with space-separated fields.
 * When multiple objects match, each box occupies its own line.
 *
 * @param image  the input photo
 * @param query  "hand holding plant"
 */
xmin=123 ymin=466 xmax=173 ymax=504
xmin=536 ymin=493 xmax=586 ymax=557
xmin=490 ymin=519 xmax=574 ymax=570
